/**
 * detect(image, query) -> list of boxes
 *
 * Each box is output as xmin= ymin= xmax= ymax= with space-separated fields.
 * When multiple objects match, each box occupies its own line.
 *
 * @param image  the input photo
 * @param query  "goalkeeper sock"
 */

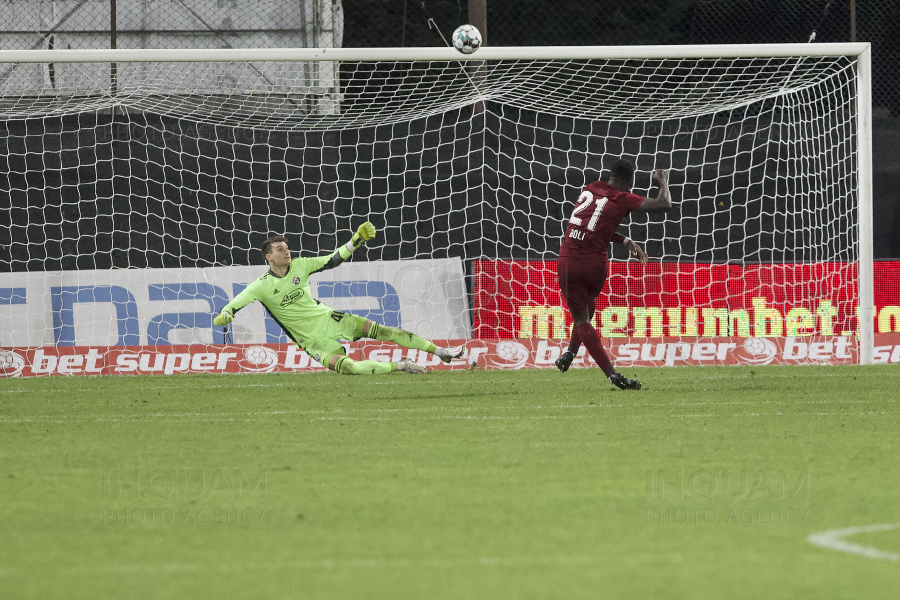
xmin=335 ymin=356 xmax=398 ymax=376
xmin=573 ymin=322 xmax=615 ymax=377
xmin=369 ymin=323 xmax=437 ymax=354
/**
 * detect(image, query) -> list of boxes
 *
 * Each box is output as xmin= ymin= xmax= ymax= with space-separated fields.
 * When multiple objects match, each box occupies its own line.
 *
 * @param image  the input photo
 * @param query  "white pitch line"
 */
xmin=51 ymin=555 xmax=598 ymax=576
xmin=0 ymin=393 xmax=895 ymax=423
xmin=0 ymin=409 xmax=892 ymax=425
xmin=808 ymin=523 xmax=900 ymax=561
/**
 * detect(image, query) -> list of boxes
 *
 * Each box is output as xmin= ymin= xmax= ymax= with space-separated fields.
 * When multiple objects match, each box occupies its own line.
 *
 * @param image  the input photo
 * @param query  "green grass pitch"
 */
xmin=2 ymin=365 xmax=899 ymax=599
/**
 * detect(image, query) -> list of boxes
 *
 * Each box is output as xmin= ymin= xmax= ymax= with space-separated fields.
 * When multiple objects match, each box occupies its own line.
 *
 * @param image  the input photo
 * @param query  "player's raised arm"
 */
xmin=307 ymin=221 xmax=377 ymax=274
xmin=637 ymin=169 xmax=672 ymax=213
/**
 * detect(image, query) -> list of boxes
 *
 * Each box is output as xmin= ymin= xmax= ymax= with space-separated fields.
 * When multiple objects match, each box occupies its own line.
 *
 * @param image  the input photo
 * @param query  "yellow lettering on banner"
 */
xmin=666 ymin=308 xmax=681 ymax=336
xmin=518 ymin=305 xmax=567 ymax=339
xmin=633 ymin=307 xmax=664 ymax=337
xmin=512 ymin=300 xmax=898 ymax=338
xmin=786 ymin=308 xmax=815 ymax=336
xmin=879 ymin=306 xmax=900 ymax=333
xmin=817 ymin=300 xmax=837 ymax=335
xmin=752 ymin=298 xmax=783 ymax=337
xmin=600 ymin=307 xmax=628 ymax=338
xmin=702 ymin=308 xmax=729 ymax=337
xmin=685 ymin=307 xmax=699 ymax=336
xmin=729 ymin=310 xmax=751 ymax=337
xmin=850 ymin=305 xmax=876 ymax=336
xmin=666 ymin=307 xmax=699 ymax=336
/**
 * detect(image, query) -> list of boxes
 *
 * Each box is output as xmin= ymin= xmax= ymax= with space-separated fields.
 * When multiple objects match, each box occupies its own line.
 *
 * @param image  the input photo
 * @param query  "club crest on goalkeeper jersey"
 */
xmin=560 ymin=180 xmax=645 ymax=259
xmin=221 ymin=255 xmax=339 ymax=347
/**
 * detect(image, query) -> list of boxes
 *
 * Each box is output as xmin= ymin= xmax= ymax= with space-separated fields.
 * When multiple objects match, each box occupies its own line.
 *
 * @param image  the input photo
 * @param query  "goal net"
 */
xmin=0 ymin=45 xmax=875 ymax=366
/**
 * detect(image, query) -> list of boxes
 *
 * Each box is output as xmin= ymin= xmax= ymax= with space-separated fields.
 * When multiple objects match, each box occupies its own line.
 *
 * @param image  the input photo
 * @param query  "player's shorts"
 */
xmin=557 ymin=255 xmax=608 ymax=315
xmin=301 ymin=311 xmax=366 ymax=367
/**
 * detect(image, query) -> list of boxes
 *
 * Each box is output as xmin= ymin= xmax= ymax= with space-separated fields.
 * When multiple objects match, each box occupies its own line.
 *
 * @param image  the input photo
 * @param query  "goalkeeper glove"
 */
xmin=213 ymin=310 xmax=234 ymax=327
xmin=350 ymin=221 xmax=377 ymax=247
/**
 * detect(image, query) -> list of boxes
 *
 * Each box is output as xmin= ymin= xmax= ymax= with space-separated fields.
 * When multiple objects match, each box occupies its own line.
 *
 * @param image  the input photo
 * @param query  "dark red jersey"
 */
xmin=559 ymin=180 xmax=645 ymax=259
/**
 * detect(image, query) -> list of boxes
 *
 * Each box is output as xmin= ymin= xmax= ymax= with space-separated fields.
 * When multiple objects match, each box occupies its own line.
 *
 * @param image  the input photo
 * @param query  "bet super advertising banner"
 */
xmin=0 ymin=342 xmax=471 ymax=378
xmin=0 ymin=258 xmax=471 ymax=348
xmin=4 ymin=335 xmax=900 ymax=377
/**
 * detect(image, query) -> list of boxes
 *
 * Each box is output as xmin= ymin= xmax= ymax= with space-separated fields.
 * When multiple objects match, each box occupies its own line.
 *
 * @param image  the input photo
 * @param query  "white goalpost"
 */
xmin=0 ymin=43 xmax=874 ymax=365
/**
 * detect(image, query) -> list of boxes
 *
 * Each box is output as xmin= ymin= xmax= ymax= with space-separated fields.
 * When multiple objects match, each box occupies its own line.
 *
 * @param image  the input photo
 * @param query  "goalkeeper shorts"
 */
xmin=302 ymin=311 xmax=366 ymax=367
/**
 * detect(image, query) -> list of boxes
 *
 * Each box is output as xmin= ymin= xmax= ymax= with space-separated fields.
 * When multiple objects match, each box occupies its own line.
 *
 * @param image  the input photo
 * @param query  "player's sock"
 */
xmin=568 ymin=305 xmax=594 ymax=355
xmin=335 ymin=356 xmax=397 ymax=376
xmin=573 ymin=322 xmax=615 ymax=378
xmin=370 ymin=323 xmax=438 ymax=354
xmin=566 ymin=329 xmax=582 ymax=355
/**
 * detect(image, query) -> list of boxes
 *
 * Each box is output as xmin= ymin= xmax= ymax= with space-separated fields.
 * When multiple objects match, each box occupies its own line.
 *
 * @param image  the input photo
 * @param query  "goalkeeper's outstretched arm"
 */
xmin=214 ymin=285 xmax=259 ymax=326
xmin=312 ymin=221 xmax=377 ymax=274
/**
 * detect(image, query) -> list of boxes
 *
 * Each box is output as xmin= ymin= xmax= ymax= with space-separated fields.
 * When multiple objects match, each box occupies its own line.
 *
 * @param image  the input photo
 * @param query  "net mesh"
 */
xmin=0 ymin=53 xmax=863 ymax=356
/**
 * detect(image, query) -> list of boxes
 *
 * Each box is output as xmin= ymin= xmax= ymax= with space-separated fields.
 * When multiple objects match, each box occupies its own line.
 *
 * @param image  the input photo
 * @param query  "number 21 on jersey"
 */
xmin=569 ymin=191 xmax=608 ymax=231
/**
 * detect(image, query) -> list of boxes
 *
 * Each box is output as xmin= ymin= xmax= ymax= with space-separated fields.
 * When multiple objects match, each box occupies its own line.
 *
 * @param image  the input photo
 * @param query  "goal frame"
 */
xmin=0 ymin=42 xmax=874 ymax=364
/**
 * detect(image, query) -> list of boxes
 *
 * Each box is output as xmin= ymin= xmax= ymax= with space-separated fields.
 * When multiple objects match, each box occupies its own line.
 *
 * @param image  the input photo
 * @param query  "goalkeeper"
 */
xmin=213 ymin=222 xmax=463 ymax=375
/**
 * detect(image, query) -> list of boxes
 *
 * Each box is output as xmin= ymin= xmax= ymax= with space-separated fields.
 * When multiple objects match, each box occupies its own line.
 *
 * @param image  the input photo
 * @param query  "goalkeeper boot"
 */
xmin=609 ymin=372 xmax=642 ymax=391
xmin=398 ymin=359 xmax=426 ymax=375
xmin=436 ymin=345 xmax=464 ymax=364
xmin=554 ymin=351 xmax=575 ymax=373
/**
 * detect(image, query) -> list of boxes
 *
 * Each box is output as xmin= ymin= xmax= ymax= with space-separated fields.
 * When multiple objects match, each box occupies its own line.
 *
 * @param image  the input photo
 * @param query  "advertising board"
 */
xmin=0 ymin=258 xmax=471 ymax=347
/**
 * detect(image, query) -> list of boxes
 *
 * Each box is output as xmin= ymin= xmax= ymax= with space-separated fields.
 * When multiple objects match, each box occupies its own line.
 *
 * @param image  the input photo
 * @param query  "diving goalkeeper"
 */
xmin=213 ymin=222 xmax=463 ymax=375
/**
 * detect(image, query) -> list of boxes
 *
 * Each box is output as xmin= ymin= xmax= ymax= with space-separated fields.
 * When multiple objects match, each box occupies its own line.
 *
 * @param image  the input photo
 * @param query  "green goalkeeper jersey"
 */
xmin=221 ymin=245 xmax=352 ymax=347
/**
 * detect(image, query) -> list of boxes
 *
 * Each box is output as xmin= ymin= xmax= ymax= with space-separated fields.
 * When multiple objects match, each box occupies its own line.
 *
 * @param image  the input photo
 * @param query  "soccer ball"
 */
xmin=452 ymin=25 xmax=482 ymax=54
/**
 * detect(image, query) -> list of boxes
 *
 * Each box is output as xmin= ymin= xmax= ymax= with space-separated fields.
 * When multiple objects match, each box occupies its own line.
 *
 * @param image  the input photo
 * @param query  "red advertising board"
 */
xmin=474 ymin=260 xmax=900 ymax=340
xmin=2 ymin=334 xmax=900 ymax=378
